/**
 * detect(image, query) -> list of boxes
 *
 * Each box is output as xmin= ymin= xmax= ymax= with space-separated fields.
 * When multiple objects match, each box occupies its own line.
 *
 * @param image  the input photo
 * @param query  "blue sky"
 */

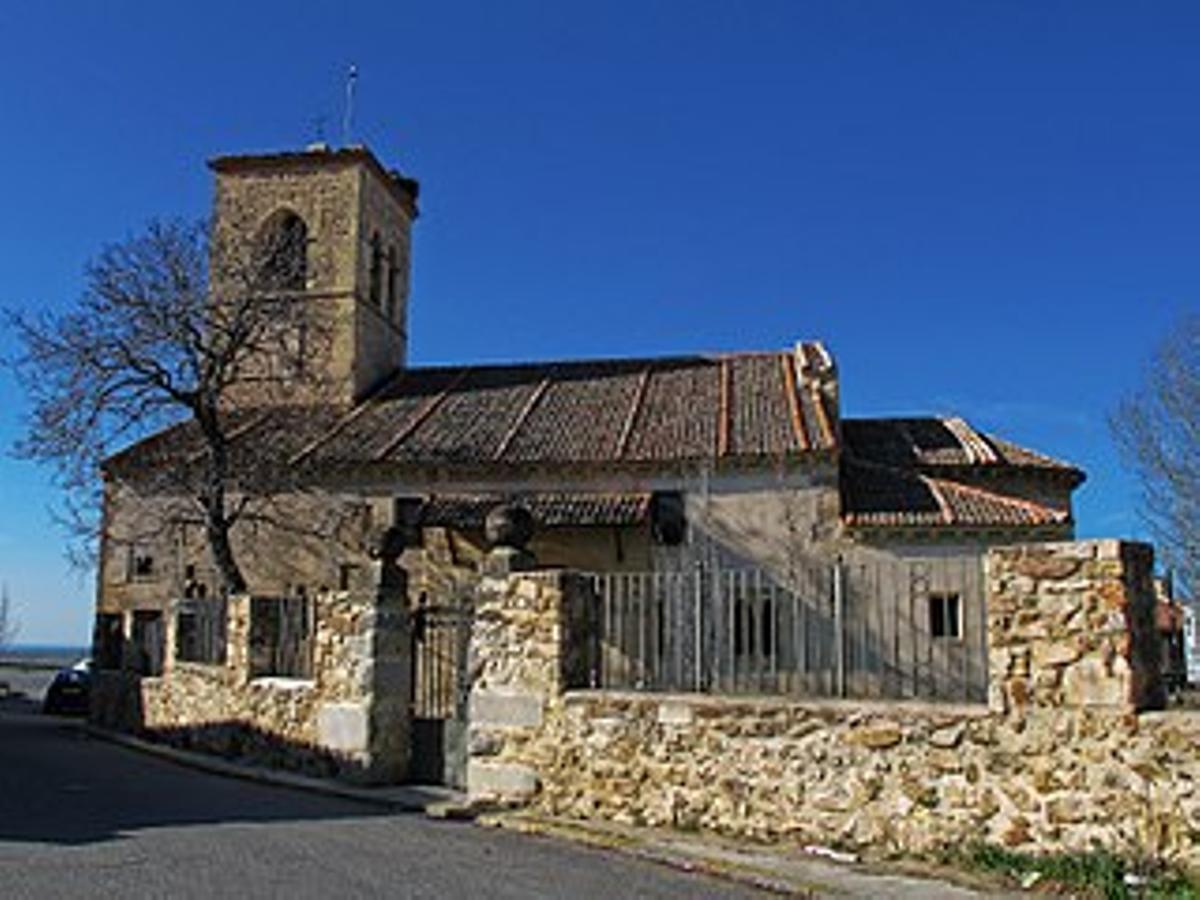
xmin=0 ymin=1 xmax=1195 ymax=643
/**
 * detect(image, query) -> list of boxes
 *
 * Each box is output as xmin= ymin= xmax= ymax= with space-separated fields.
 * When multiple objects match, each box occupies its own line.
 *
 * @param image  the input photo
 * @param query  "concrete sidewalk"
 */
xmin=475 ymin=811 xmax=1005 ymax=898
xmin=86 ymin=722 xmax=1007 ymax=897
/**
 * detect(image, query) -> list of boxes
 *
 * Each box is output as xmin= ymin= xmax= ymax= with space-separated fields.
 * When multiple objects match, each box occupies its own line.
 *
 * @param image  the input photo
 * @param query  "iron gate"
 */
xmin=408 ymin=596 xmax=473 ymax=787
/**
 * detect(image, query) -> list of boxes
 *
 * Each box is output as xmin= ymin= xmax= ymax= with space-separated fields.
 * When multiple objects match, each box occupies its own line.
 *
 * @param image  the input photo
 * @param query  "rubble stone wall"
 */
xmin=91 ymin=582 xmax=411 ymax=783
xmin=466 ymin=540 xmax=1200 ymax=865
xmin=988 ymin=540 xmax=1163 ymax=714
xmin=528 ymin=696 xmax=1200 ymax=864
xmin=465 ymin=570 xmax=592 ymax=798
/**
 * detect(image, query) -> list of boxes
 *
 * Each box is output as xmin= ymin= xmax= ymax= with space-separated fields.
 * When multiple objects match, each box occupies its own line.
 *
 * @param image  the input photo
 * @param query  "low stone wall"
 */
xmin=91 ymin=585 xmax=411 ymax=783
xmin=467 ymin=540 xmax=1200 ymax=865
xmin=527 ymin=694 xmax=1200 ymax=866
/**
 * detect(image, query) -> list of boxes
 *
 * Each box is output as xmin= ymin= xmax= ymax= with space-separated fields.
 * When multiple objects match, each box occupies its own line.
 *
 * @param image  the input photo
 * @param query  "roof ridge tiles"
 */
xmin=941 ymin=416 xmax=998 ymax=465
xmin=615 ymin=366 xmax=653 ymax=460
xmin=779 ymin=352 xmax=810 ymax=451
xmin=920 ymin=471 xmax=956 ymax=525
xmin=493 ymin=375 xmax=553 ymax=461
xmin=717 ymin=358 xmax=732 ymax=458
xmin=924 ymin=473 xmax=1069 ymax=524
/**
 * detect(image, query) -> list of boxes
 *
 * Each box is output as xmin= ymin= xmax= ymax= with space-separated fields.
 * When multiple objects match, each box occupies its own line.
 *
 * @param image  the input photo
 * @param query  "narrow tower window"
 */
xmin=369 ymin=232 xmax=383 ymax=307
xmin=255 ymin=210 xmax=307 ymax=291
xmin=385 ymin=246 xmax=398 ymax=322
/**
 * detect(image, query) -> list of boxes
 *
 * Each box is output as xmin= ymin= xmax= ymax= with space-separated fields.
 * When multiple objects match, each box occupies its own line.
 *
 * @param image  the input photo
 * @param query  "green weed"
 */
xmin=962 ymin=844 xmax=1200 ymax=899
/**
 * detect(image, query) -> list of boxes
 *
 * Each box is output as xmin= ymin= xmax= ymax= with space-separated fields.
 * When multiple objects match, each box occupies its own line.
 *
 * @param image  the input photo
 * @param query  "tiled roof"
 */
xmin=105 ymin=345 xmax=837 ymax=478
xmin=840 ymin=459 xmax=1070 ymax=530
xmin=104 ymin=405 xmax=346 ymax=482
xmin=298 ymin=347 xmax=837 ymax=470
xmin=839 ymin=417 xmax=1079 ymax=531
xmin=842 ymin=417 xmax=1084 ymax=483
xmin=844 ymin=460 xmax=1070 ymax=532
xmin=421 ymin=493 xmax=652 ymax=529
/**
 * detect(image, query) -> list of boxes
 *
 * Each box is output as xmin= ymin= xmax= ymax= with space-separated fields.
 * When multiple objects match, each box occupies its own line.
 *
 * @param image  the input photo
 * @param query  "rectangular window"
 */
xmin=338 ymin=564 xmax=361 ymax=591
xmin=126 ymin=545 xmax=157 ymax=582
xmin=928 ymin=593 xmax=962 ymax=639
xmin=93 ymin=613 xmax=124 ymax=670
xmin=131 ymin=610 xmax=165 ymax=676
xmin=175 ymin=597 xmax=228 ymax=665
xmin=249 ymin=596 xmax=314 ymax=679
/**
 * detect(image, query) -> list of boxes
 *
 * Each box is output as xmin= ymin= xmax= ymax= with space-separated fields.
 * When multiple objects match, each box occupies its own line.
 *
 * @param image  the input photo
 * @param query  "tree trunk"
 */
xmin=198 ymin=406 xmax=247 ymax=596
xmin=205 ymin=492 xmax=247 ymax=596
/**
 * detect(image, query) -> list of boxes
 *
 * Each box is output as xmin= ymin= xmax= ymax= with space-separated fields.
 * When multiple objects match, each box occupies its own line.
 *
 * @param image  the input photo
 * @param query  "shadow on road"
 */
xmin=0 ymin=708 xmax=398 ymax=847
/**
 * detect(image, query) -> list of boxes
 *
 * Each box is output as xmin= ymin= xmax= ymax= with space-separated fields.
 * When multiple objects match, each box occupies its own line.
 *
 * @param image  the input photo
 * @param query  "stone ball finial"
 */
xmin=485 ymin=503 xmax=534 ymax=550
xmin=367 ymin=525 xmax=407 ymax=563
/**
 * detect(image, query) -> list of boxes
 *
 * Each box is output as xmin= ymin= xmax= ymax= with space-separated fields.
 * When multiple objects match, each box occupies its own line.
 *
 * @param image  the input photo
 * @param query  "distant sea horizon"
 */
xmin=1 ymin=643 xmax=90 ymax=664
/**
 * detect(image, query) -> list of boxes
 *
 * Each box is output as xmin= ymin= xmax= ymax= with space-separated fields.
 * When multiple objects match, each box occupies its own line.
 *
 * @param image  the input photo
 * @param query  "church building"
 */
xmin=90 ymin=145 xmax=1085 ymax=785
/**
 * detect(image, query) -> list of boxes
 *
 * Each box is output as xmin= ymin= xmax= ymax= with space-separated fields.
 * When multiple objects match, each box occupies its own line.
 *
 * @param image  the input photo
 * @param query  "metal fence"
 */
xmin=586 ymin=556 xmax=986 ymax=702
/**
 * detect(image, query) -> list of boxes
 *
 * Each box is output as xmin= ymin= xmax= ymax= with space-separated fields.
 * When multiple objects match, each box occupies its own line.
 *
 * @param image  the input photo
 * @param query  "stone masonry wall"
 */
xmin=529 ymin=695 xmax=1200 ymax=864
xmin=92 ymin=581 xmax=411 ymax=784
xmin=988 ymin=540 xmax=1163 ymax=715
xmin=466 ymin=540 xmax=1200 ymax=866
xmin=466 ymin=570 xmax=592 ymax=798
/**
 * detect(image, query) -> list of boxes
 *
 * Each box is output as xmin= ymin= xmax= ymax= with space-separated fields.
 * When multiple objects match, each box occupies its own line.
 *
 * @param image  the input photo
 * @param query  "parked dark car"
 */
xmin=43 ymin=659 xmax=91 ymax=716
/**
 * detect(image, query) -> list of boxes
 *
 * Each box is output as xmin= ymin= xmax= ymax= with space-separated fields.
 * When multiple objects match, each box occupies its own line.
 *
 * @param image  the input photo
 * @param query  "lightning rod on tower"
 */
xmin=342 ymin=64 xmax=358 ymax=147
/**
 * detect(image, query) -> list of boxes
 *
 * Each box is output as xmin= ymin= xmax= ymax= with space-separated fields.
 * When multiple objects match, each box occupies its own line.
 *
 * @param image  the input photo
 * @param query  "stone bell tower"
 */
xmin=209 ymin=145 xmax=419 ymax=404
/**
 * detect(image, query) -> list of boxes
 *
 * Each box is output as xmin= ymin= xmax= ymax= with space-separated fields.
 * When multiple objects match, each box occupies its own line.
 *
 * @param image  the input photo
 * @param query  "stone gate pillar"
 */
xmin=986 ymin=539 xmax=1164 ymax=717
xmin=365 ymin=521 xmax=414 ymax=782
xmin=465 ymin=514 xmax=592 ymax=802
xmin=316 ymin=518 xmax=413 ymax=784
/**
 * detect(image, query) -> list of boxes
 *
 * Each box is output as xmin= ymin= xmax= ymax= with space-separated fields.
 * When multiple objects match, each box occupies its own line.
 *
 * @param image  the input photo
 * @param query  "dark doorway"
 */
xmin=408 ymin=596 xmax=472 ymax=788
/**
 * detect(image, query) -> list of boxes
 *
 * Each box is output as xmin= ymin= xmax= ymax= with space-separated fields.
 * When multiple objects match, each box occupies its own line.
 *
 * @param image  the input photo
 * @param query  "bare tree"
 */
xmin=1110 ymin=313 xmax=1199 ymax=597
xmin=7 ymin=218 xmax=335 ymax=596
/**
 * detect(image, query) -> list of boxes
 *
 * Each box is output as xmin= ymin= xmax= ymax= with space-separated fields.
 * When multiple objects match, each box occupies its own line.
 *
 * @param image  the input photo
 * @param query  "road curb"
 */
xmin=474 ymin=811 xmax=1003 ymax=898
xmin=475 ymin=812 xmax=821 ymax=896
xmin=82 ymin=724 xmax=461 ymax=814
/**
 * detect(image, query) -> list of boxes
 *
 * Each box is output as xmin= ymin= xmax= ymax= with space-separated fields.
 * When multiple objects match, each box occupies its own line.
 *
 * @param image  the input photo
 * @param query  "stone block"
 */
xmin=470 ymin=690 xmax=544 ymax=728
xmin=929 ymin=723 xmax=965 ymax=749
xmin=1012 ymin=555 xmax=1082 ymax=581
xmin=1033 ymin=641 xmax=1082 ymax=668
xmin=468 ymin=761 xmax=538 ymax=799
xmin=657 ymin=702 xmax=695 ymax=726
xmin=468 ymin=728 xmax=504 ymax=757
xmin=317 ymin=702 xmax=369 ymax=753
xmin=1061 ymin=658 xmax=1128 ymax=708
xmin=844 ymin=720 xmax=903 ymax=749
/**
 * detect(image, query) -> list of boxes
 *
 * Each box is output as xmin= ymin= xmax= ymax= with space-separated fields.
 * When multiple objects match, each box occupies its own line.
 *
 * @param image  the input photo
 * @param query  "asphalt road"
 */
xmin=0 ymin=704 xmax=763 ymax=899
